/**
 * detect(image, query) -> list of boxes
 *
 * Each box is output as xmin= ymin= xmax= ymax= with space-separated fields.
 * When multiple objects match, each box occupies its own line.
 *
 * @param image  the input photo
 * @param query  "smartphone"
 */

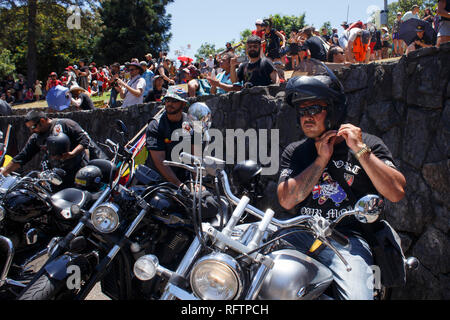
xmin=236 ymin=56 xmax=247 ymax=63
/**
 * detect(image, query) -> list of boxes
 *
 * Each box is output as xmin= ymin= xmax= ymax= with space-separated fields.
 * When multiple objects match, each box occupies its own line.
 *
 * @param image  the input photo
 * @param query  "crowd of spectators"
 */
xmin=1 ymin=2 xmax=449 ymax=109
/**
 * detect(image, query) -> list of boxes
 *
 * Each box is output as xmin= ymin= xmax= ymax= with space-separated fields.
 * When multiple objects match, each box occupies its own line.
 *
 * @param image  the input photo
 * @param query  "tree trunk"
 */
xmin=26 ymin=0 xmax=38 ymax=87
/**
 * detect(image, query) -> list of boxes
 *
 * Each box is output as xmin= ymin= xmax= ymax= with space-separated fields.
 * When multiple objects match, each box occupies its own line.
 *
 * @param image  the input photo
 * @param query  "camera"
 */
xmin=111 ymin=79 xmax=120 ymax=87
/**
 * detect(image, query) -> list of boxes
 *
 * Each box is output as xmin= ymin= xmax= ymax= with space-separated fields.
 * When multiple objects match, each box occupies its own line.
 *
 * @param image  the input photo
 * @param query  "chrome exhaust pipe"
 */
xmin=0 ymin=236 xmax=14 ymax=287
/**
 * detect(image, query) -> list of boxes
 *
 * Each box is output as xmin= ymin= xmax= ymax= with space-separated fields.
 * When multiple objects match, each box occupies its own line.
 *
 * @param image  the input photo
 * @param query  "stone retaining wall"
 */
xmin=1 ymin=43 xmax=449 ymax=299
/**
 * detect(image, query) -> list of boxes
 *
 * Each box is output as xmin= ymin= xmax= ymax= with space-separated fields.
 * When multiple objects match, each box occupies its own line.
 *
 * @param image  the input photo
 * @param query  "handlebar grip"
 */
xmin=180 ymin=152 xmax=201 ymax=164
xmin=330 ymin=229 xmax=349 ymax=247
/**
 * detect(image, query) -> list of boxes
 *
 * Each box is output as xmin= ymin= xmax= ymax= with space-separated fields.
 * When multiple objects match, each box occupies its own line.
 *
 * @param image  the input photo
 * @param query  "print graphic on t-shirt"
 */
xmin=53 ymin=124 xmax=63 ymax=136
xmin=312 ymin=172 xmax=347 ymax=206
xmin=344 ymin=173 xmax=354 ymax=186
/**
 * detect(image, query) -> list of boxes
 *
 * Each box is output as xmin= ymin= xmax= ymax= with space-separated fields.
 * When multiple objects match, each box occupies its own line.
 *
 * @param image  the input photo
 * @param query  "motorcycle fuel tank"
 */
xmin=257 ymin=249 xmax=333 ymax=300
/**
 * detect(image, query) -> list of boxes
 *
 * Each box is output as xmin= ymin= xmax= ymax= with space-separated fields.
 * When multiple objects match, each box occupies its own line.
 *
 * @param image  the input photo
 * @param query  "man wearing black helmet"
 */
xmin=277 ymin=64 xmax=406 ymax=300
xmin=0 ymin=111 xmax=98 ymax=188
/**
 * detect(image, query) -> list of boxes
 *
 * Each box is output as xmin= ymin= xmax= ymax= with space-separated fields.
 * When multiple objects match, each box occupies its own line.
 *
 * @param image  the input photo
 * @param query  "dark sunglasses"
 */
xmin=165 ymin=97 xmax=181 ymax=103
xmin=297 ymin=105 xmax=327 ymax=117
xmin=29 ymin=120 xmax=40 ymax=130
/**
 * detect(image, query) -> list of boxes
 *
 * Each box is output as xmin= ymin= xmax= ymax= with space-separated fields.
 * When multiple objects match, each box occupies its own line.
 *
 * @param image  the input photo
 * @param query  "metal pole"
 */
xmin=347 ymin=1 xmax=350 ymax=22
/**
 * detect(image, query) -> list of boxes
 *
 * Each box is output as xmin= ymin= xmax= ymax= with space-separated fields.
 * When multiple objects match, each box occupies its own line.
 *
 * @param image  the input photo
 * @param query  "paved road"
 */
xmin=86 ymin=282 xmax=111 ymax=300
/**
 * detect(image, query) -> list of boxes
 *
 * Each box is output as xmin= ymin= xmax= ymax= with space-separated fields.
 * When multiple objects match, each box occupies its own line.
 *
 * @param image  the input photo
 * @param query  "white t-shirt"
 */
xmin=206 ymin=58 xmax=214 ymax=69
xmin=122 ymin=75 xmax=146 ymax=108
xmin=347 ymin=28 xmax=363 ymax=43
xmin=402 ymin=11 xmax=419 ymax=22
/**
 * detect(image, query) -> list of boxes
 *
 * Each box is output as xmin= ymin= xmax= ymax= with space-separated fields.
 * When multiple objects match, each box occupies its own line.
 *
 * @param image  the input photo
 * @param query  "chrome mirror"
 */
xmin=353 ymin=195 xmax=383 ymax=224
xmin=188 ymin=102 xmax=212 ymax=142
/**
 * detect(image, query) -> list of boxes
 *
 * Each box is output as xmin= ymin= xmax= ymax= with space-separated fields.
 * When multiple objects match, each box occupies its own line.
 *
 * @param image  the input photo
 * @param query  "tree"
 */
xmin=195 ymin=42 xmax=219 ymax=61
xmin=320 ymin=21 xmax=332 ymax=35
xmin=266 ymin=13 xmax=306 ymax=33
xmin=0 ymin=1 xmax=101 ymax=86
xmin=0 ymin=1 xmax=102 ymax=84
xmin=386 ymin=0 xmax=437 ymax=28
xmin=0 ymin=49 xmax=15 ymax=78
xmin=96 ymin=0 xmax=174 ymax=64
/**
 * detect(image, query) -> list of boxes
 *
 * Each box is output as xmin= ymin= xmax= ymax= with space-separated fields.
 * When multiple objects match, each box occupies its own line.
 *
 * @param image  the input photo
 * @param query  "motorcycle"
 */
xmin=17 ymin=118 xmax=231 ymax=300
xmin=132 ymin=152 xmax=419 ymax=300
xmin=0 ymin=139 xmax=116 ymax=298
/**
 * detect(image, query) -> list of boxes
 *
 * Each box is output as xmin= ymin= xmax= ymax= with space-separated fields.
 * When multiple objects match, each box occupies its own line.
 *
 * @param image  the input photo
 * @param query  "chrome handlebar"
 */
xmin=162 ymin=153 xmax=367 ymax=272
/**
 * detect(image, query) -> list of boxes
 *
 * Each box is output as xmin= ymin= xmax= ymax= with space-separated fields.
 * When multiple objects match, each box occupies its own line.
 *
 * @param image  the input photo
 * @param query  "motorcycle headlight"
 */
xmin=133 ymin=255 xmax=159 ymax=281
xmin=0 ymin=205 xmax=5 ymax=222
xmin=190 ymin=253 xmax=243 ymax=300
xmin=91 ymin=202 xmax=120 ymax=233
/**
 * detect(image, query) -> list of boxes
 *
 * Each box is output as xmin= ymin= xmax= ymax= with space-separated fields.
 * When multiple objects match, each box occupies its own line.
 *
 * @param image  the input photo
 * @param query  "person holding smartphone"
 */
xmin=230 ymin=35 xmax=279 ymax=89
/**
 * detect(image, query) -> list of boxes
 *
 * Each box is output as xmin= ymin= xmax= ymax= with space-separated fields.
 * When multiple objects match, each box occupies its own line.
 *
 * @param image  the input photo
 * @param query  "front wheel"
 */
xmin=18 ymin=274 xmax=66 ymax=300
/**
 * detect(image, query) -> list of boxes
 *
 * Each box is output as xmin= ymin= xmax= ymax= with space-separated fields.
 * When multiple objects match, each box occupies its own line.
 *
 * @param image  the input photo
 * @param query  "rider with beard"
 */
xmin=145 ymin=89 xmax=219 ymax=219
xmin=230 ymin=35 xmax=279 ymax=88
xmin=145 ymin=88 xmax=193 ymax=187
xmin=0 ymin=110 xmax=101 ymax=189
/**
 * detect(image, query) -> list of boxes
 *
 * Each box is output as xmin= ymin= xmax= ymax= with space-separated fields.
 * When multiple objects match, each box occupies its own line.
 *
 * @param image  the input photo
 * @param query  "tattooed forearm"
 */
xmin=279 ymin=160 xmax=325 ymax=210
xmin=293 ymin=162 xmax=324 ymax=203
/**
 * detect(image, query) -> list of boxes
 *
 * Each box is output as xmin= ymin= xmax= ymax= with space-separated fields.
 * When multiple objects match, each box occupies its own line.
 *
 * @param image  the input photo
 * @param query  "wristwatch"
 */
xmin=355 ymin=144 xmax=371 ymax=160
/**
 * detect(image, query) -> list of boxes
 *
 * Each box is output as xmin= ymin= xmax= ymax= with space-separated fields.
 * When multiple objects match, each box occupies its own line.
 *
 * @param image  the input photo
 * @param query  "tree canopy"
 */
xmin=96 ymin=0 xmax=174 ymax=64
xmin=0 ymin=0 xmax=174 ymax=84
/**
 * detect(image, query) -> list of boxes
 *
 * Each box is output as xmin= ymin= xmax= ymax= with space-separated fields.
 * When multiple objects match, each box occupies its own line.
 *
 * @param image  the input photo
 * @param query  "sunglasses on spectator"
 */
xmin=297 ymin=105 xmax=327 ymax=117
xmin=165 ymin=97 xmax=182 ymax=103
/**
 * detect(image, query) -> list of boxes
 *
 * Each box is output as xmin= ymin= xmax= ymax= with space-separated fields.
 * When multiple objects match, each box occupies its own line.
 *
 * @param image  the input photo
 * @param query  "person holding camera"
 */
xmin=230 ymin=35 xmax=279 ymax=89
xmin=113 ymin=61 xmax=146 ymax=108
xmin=74 ymin=59 xmax=90 ymax=90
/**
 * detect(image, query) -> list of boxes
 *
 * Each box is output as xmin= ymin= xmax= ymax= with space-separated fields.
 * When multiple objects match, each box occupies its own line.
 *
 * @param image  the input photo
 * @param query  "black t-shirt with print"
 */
xmin=237 ymin=57 xmax=275 ymax=87
xmin=145 ymin=112 xmax=192 ymax=182
xmin=278 ymin=132 xmax=397 ymax=237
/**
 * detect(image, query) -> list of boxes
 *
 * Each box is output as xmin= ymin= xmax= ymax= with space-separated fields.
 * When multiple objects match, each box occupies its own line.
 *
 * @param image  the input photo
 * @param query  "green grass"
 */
xmin=12 ymin=90 xmax=117 ymax=110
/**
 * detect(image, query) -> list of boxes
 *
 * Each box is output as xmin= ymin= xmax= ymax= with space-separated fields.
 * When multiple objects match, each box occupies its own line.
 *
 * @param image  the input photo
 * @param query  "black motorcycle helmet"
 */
xmin=232 ymin=160 xmax=263 ymax=200
xmin=74 ymin=165 xmax=103 ymax=191
xmin=46 ymin=133 xmax=71 ymax=157
xmin=285 ymin=59 xmax=347 ymax=130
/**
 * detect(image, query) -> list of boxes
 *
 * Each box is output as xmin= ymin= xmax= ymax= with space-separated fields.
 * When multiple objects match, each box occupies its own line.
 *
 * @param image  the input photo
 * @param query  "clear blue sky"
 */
xmin=166 ymin=0 xmax=392 ymax=60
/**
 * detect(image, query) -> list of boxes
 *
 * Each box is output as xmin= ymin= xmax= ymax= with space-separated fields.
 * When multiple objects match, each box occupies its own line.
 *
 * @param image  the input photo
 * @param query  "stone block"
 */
xmin=406 ymin=55 xmax=444 ymax=109
xmin=402 ymin=108 xmax=441 ymax=169
xmin=412 ymin=226 xmax=450 ymax=275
